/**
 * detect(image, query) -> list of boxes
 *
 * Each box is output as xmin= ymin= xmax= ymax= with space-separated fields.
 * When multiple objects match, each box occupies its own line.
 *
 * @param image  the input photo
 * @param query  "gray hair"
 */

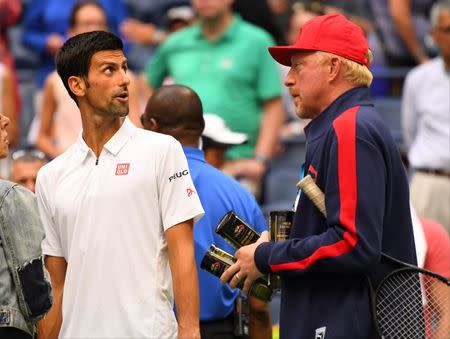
xmin=430 ymin=0 xmax=450 ymax=28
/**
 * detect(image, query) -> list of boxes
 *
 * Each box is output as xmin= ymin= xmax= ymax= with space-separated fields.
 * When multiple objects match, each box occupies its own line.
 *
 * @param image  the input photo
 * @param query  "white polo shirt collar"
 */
xmin=74 ymin=117 xmax=137 ymax=163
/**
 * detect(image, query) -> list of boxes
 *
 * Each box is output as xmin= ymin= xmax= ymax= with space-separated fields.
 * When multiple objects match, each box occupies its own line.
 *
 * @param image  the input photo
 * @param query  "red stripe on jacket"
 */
xmin=271 ymin=106 xmax=359 ymax=272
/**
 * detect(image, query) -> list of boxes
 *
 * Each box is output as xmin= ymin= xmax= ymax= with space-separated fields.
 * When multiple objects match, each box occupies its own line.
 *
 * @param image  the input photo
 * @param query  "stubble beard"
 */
xmin=108 ymin=101 xmax=129 ymax=118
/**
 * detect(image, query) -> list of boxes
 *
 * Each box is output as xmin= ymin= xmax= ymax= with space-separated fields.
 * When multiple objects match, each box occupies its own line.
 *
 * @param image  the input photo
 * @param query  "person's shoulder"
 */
xmin=134 ymin=129 xmax=182 ymax=154
xmin=0 ymin=179 xmax=34 ymax=205
xmin=354 ymin=104 xmax=388 ymax=131
xmin=0 ymin=179 xmax=18 ymax=200
xmin=37 ymin=144 xmax=78 ymax=180
xmin=162 ymin=24 xmax=200 ymax=47
xmin=407 ymin=57 xmax=442 ymax=81
xmin=135 ymin=128 xmax=176 ymax=145
xmin=237 ymin=17 xmax=275 ymax=44
xmin=43 ymin=70 xmax=60 ymax=89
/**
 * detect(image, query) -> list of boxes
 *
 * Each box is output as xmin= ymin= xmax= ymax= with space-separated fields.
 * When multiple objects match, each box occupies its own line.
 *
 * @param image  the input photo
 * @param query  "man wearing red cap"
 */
xmin=221 ymin=14 xmax=417 ymax=338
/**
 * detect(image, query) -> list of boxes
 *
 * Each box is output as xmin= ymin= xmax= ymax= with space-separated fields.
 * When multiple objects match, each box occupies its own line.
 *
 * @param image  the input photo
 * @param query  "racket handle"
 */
xmin=297 ymin=175 xmax=327 ymax=218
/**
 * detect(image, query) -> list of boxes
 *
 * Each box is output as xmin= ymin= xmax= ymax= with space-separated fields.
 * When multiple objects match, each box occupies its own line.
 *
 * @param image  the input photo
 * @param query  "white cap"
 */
xmin=202 ymin=114 xmax=248 ymax=146
xmin=167 ymin=6 xmax=195 ymax=23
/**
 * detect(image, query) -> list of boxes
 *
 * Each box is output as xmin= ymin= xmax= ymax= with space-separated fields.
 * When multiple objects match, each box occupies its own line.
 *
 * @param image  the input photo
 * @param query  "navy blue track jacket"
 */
xmin=255 ymin=87 xmax=417 ymax=338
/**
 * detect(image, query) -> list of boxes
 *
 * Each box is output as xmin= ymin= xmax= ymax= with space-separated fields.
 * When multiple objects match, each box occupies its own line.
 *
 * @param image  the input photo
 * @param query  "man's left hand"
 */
xmin=220 ymin=231 xmax=270 ymax=294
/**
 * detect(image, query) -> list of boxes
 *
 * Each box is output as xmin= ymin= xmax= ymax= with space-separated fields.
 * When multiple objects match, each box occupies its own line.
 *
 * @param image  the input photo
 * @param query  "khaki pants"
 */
xmin=410 ymin=171 xmax=450 ymax=235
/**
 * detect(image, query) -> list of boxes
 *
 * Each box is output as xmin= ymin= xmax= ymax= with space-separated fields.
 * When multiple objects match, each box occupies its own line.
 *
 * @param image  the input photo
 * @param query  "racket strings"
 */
xmin=376 ymin=270 xmax=450 ymax=339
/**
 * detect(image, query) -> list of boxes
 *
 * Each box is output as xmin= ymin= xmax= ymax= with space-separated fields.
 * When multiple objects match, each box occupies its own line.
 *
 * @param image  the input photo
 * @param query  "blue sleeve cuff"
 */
xmin=254 ymin=242 xmax=274 ymax=274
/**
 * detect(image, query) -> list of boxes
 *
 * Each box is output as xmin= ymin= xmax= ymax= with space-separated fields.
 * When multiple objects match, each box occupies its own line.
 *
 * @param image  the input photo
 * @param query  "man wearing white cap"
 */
xmin=221 ymin=14 xmax=416 ymax=338
xmin=202 ymin=114 xmax=247 ymax=169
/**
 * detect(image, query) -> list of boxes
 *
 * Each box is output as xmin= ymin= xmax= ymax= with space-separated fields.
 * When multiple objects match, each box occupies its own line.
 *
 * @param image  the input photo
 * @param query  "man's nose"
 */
xmin=284 ymin=69 xmax=295 ymax=87
xmin=0 ymin=114 xmax=10 ymax=127
xmin=120 ymin=70 xmax=131 ymax=86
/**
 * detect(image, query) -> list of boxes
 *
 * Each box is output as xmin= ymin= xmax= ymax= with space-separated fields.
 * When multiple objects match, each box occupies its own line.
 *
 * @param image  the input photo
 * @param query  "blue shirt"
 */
xmin=183 ymin=147 xmax=267 ymax=321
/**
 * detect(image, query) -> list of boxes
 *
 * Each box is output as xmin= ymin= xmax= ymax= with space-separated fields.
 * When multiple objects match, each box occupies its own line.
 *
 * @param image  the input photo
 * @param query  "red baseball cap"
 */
xmin=269 ymin=14 xmax=370 ymax=66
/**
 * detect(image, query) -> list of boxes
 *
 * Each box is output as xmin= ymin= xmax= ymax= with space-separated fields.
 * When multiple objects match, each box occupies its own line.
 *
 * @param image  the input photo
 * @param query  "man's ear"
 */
xmin=68 ymin=75 xmax=86 ymax=98
xmin=145 ymin=117 xmax=160 ymax=132
xmin=328 ymin=56 xmax=341 ymax=82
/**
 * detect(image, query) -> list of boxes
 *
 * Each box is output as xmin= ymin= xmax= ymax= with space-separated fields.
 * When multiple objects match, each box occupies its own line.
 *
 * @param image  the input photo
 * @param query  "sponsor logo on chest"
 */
xmin=115 ymin=163 xmax=130 ymax=175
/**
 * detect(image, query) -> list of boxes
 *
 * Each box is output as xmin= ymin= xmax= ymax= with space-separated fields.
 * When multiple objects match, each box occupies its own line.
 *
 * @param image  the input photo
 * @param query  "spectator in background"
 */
xmin=402 ymin=0 xmax=450 ymax=234
xmin=120 ymin=1 xmax=193 ymax=73
xmin=420 ymin=216 xmax=450 ymax=338
xmin=21 ymin=0 xmax=127 ymax=90
xmin=145 ymin=0 xmax=284 ymax=197
xmin=9 ymin=148 xmax=47 ymax=193
xmin=0 ymin=0 xmax=21 ymax=68
xmin=141 ymin=84 xmax=272 ymax=339
xmin=233 ymin=0 xmax=286 ymax=44
xmin=0 ymin=0 xmax=21 ymax=147
xmin=370 ymin=0 xmax=435 ymax=66
xmin=35 ymin=1 xmax=141 ymax=158
xmin=202 ymin=113 xmax=248 ymax=168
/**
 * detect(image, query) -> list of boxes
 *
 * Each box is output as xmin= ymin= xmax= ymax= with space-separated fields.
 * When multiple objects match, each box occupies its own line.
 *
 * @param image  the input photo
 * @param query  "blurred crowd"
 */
xmin=0 ymin=0 xmax=450 ymax=242
xmin=0 ymin=0 xmax=449 ymax=335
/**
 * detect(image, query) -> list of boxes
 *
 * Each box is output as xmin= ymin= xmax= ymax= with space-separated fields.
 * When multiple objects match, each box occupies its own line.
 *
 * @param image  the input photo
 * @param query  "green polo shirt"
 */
xmin=145 ymin=15 xmax=282 ymax=160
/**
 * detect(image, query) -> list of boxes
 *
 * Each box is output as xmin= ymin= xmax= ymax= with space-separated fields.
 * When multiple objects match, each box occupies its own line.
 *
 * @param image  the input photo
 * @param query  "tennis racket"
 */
xmin=297 ymin=175 xmax=450 ymax=339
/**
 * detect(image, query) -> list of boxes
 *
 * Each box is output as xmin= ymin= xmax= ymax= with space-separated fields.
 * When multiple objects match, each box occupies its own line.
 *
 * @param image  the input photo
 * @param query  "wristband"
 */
xmin=254 ymin=154 xmax=269 ymax=166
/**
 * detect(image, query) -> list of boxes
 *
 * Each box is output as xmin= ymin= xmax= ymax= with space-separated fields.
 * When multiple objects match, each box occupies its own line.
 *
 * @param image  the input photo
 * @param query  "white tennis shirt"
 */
xmin=36 ymin=118 xmax=204 ymax=338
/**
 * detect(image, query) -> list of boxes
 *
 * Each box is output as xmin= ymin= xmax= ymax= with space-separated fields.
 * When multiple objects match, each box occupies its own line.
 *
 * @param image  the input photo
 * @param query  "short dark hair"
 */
xmin=143 ymin=85 xmax=205 ymax=142
xmin=69 ymin=1 xmax=106 ymax=29
xmin=56 ymin=30 xmax=123 ymax=104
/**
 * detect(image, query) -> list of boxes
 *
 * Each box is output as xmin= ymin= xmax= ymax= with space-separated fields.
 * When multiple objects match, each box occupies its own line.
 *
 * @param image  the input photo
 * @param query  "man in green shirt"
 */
xmin=145 ymin=0 xmax=283 ymax=194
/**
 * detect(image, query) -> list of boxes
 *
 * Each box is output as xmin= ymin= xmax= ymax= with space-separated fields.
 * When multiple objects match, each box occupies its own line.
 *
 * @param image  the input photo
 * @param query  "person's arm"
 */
xmin=36 ymin=75 xmax=60 ymax=158
xmin=120 ymin=19 xmax=166 ymax=45
xmin=1 ymin=66 xmax=18 ymax=146
xmin=166 ymin=220 xmax=200 ymax=339
xmin=254 ymin=96 xmax=285 ymax=163
xmin=223 ymin=97 xmax=284 ymax=181
xmin=388 ymin=0 xmax=429 ymax=64
xmin=21 ymin=0 xmax=63 ymax=54
xmin=430 ymin=280 xmax=450 ymax=339
xmin=401 ymin=70 xmax=418 ymax=150
xmin=248 ymin=297 xmax=272 ymax=339
xmin=37 ymin=256 xmax=67 ymax=339
xmin=226 ymin=114 xmax=388 ymax=287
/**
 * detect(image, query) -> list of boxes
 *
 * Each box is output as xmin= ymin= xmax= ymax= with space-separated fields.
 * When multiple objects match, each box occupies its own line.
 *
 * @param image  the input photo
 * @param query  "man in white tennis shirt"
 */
xmin=35 ymin=31 xmax=204 ymax=339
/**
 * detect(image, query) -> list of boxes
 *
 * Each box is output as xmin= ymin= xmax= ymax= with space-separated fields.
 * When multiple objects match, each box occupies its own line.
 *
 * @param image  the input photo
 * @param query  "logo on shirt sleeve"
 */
xmin=315 ymin=326 xmax=326 ymax=339
xmin=115 ymin=163 xmax=130 ymax=175
xmin=308 ymin=164 xmax=318 ymax=181
xmin=186 ymin=188 xmax=196 ymax=197
xmin=169 ymin=169 xmax=189 ymax=182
